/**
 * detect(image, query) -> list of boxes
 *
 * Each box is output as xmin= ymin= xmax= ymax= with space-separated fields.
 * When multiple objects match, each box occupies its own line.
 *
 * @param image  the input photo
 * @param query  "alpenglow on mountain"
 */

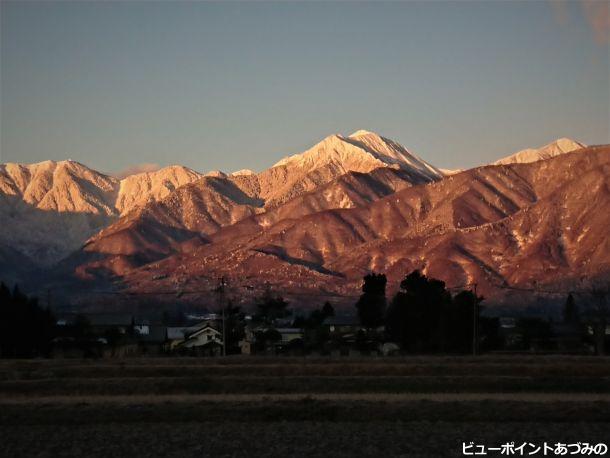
xmin=119 ymin=144 xmax=610 ymax=309
xmin=273 ymin=130 xmax=442 ymax=180
xmin=0 ymin=161 xmax=203 ymax=267
xmin=1 ymin=131 xmax=605 ymax=310
xmin=65 ymin=131 xmax=443 ymax=278
xmin=0 ymin=130 xmax=440 ymax=270
xmin=493 ymin=138 xmax=586 ymax=165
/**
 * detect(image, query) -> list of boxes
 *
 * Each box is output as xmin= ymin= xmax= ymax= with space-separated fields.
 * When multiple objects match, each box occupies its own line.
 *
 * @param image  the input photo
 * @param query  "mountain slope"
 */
xmin=0 ymin=161 xmax=119 ymax=266
xmin=122 ymin=145 xmax=610 ymax=305
xmin=75 ymin=176 xmax=265 ymax=277
xmin=65 ymin=131 xmax=439 ymax=278
xmin=115 ymin=165 xmax=203 ymax=215
xmin=71 ymin=166 xmax=433 ymax=279
xmin=0 ymin=161 xmax=203 ymax=267
xmin=0 ymin=160 xmax=118 ymax=214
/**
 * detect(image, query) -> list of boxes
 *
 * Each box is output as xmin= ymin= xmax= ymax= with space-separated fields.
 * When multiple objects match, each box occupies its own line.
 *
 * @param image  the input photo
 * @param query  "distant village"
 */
xmin=1 ymin=270 xmax=609 ymax=359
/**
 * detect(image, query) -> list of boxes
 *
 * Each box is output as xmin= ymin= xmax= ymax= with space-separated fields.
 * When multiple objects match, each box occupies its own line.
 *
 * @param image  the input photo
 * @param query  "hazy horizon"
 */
xmin=1 ymin=1 xmax=608 ymax=175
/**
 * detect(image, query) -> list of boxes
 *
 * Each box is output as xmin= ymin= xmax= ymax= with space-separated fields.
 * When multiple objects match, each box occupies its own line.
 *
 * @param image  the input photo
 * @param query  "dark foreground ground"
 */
xmin=1 ymin=356 xmax=609 ymax=457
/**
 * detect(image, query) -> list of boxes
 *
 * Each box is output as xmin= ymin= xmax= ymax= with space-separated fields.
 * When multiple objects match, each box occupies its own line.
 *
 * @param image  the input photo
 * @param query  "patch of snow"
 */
xmin=440 ymin=168 xmax=463 ymax=176
xmin=230 ymin=169 xmax=255 ymax=176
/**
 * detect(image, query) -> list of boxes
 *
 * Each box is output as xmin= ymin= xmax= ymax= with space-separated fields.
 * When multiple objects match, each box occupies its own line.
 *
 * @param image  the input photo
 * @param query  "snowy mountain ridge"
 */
xmin=493 ymin=138 xmax=585 ymax=165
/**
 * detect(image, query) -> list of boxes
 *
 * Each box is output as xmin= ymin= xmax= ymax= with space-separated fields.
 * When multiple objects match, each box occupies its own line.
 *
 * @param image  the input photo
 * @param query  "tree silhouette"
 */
xmin=563 ymin=293 xmax=580 ymax=324
xmin=385 ymin=270 xmax=451 ymax=352
xmin=253 ymin=328 xmax=282 ymax=353
xmin=293 ymin=302 xmax=335 ymax=329
xmin=355 ymin=273 xmax=387 ymax=329
xmin=448 ymin=290 xmax=479 ymax=353
xmin=517 ymin=317 xmax=552 ymax=350
xmin=253 ymin=285 xmax=290 ymax=325
xmin=0 ymin=282 xmax=56 ymax=358
xmin=322 ymin=302 xmax=335 ymax=318
xmin=224 ymin=301 xmax=246 ymax=354
xmin=291 ymin=302 xmax=334 ymax=352
xmin=70 ymin=314 xmax=92 ymax=341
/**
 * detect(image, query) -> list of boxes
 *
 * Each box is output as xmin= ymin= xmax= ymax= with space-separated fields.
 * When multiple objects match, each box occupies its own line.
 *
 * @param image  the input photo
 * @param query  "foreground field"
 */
xmin=1 ymin=356 xmax=609 ymax=457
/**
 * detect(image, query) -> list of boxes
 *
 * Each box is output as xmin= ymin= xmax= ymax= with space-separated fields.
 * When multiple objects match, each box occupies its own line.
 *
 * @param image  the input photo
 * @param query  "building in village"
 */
xmin=322 ymin=315 xmax=362 ymax=345
xmin=168 ymin=323 xmax=224 ymax=355
xmin=52 ymin=313 xmax=226 ymax=357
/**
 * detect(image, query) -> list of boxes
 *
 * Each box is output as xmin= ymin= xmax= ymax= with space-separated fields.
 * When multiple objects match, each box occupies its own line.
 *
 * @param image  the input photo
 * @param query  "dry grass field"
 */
xmin=1 ymin=356 xmax=609 ymax=457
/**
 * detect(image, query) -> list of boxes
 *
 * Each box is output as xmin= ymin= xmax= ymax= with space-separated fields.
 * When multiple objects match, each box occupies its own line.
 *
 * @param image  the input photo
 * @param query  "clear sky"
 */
xmin=1 ymin=1 xmax=608 ymax=174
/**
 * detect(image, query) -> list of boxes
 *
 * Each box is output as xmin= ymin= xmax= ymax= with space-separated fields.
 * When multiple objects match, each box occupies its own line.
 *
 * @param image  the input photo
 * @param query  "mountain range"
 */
xmin=0 ymin=161 xmax=202 ymax=269
xmin=1 ymin=131 xmax=607 ymax=310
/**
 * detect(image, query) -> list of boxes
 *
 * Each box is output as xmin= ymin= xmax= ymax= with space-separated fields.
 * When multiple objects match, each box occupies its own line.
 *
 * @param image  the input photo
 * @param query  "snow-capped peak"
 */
xmin=493 ymin=138 xmax=586 ymax=166
xmin=272 ymin=130 xmax=442 ymax=180
xmin=231 ymin=169 xmax=255 ymax=177
xmin=349 ymin=129 xmax=376 ymax=138
xmin=205 ymin=170 xmax=228 ymax=178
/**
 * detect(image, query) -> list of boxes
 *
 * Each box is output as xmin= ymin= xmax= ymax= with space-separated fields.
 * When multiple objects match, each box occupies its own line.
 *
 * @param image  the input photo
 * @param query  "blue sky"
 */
xmin=1 ymin=1 xmax=608 ymax=174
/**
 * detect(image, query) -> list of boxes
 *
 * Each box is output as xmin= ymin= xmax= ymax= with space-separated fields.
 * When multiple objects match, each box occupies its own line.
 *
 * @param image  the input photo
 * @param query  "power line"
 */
xmin=69 ymin=287 xmax=363 ymax=299
xmin=43 ymin=276 xmax=609 ymax=300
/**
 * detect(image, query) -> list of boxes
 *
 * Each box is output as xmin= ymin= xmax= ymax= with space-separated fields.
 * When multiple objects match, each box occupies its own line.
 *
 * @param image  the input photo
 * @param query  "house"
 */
xmin=274 ymin=328 xmax=304 ymax=354
xmin=101 ymin=340 xmax=139 ymax=358
xmin=167 ymin=322 xmax=224 ymax=355
xmin=182 ymin=325 xmax=222 ymax=348
xmin=276 ymin=328 xmax=304 ymax=344
xmin=50 ymin=335 xmax=138 ymax=358
xmin=133 ymin=319 xmax=151 ymax=336
xmin=54 ymin=313 xmax=170 ymax=357
xmin=243 ymin=325 xmax=301 ymax=354
xmin=167 ymin=327 xmax=187 ymax=348
xmin=323 ymin=316 xmax=361 ymax=336
xmin=498 ymin=317 xmax=522 ymax=348
xmin=321 ymin=316 xmax=387 ymax=355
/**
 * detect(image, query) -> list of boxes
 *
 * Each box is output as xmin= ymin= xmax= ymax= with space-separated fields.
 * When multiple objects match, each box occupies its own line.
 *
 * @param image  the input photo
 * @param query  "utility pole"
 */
xmin=472 ymin=283 xmax=479 ymax=356
xmin=216 ymin=277 xmax=227 ymax=357
xmin=591 ymin=286 xmax=608 ymax=356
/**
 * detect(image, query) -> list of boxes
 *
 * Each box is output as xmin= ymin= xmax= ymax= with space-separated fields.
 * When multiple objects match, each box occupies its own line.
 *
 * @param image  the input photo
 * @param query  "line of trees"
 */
xmin=355 ymin=270 xmax=499 ymax=353
xmin=2 ymin=272 xmax=604 ymax=358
